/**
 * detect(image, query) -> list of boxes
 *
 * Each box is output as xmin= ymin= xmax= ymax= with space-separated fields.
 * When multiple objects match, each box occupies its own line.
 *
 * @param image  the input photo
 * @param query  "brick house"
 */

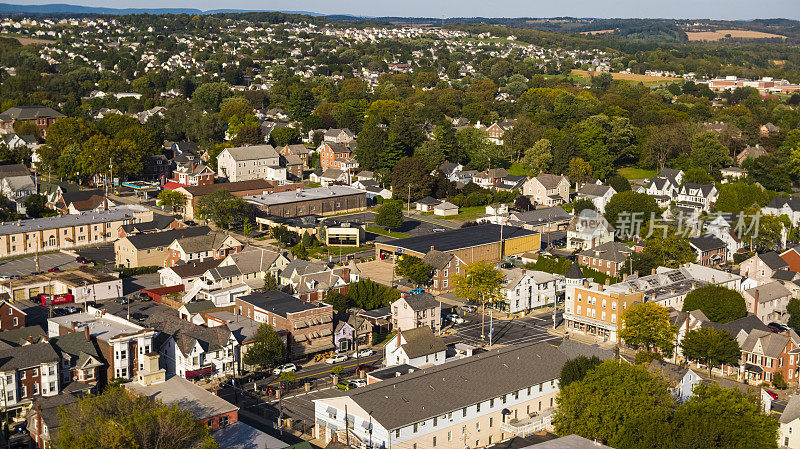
xmin=0 ymin=299 xmax=26 ymax=330
xmin=0 ymin=106 xmax=64 ymax=137
xmin=690 ymin=235 xmax=728 ymax=267
xmin=164 ymin=160 xmax=214 ymax=189
xmin=235 ymin=291 xmax=335 ymax=358
xmin=739 ymin=328 xmax=800 ymax=385
xmin=577 ymin=241 xmax=633 ymax=278
xmin=318 ymin=142 xmax=359 ymax=172
xmin=421 ymin=249 xmax=466 ymax=292
xmin=485 ymin=120 xmax=515 ymax=145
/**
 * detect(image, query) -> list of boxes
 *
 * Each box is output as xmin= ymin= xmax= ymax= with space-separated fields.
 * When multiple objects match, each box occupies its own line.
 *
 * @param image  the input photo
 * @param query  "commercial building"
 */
xmin=175 ymin=180 xmax=301 ymax=219
xmin=0 ymin=266 xmax=122 ymax=303
xmin=245 ymin=186 xmax=367 ymax=218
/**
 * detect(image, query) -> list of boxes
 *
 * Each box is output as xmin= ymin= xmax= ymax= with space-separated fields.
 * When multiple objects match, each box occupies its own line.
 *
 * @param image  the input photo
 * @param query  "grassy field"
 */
xmin=438 ymin=205 xmax=487 ymax=222
xmin=365 ymin=226 xmax=410 ymax=239
xmin=685 ymin=29 xmax=786 ymax=41
xmin=0 ymin=33 xmax=55 ymax=45
xmin=569 ymin=69 xmax=681 ymax=87
xmin=307 ymin=244 xmax=371 ymax=259
xmin=617 ymin=166 xmax=657 ymax=180
xmin=507 ymin=162 xmax=532 ymax=177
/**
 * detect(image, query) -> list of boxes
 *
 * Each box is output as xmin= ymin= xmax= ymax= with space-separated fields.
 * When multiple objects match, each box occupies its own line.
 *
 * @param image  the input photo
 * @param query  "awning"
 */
xmin=185 ymin=365 xmax=213 ymax=379
xmin=745 ymin=363 xmax=764 ymax=373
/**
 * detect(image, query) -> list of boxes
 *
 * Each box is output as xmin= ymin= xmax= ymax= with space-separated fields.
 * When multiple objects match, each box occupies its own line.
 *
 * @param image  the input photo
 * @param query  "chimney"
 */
xmin=521 ymin=268 xmax=526 ymax=275
xmin=651 ymin=268 xmax=656 ymax=275
xmin=754 ymin=289 xmax=759 ymax=315
xmin=430 ymin=245 xmax=435 ymax=251
xmin=71 ymin=321 xmax=78 ymax=332
xmin=604 ymin=278 xmax=610 ymax=286
xmin=84 ymin=326 xmax=90 ymax=341
xmin=28 ymin=335 xmax=33 ymax=343
xmin=622 ymin=273 xmax=627 ymax=280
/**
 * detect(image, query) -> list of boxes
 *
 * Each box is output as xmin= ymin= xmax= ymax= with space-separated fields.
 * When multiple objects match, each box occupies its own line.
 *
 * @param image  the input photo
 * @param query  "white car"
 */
xmin=348 ymin=379 xmax=366 ymax=388
xmin=447 ymin=314 xmax=465 ymax=324
xmin=326 ymin=354 xmax=348 ymax=364
xmin=272 ymin=363 xmax=297 ymax=375
xmin=356 ymin=349 xmax=374 ymax=357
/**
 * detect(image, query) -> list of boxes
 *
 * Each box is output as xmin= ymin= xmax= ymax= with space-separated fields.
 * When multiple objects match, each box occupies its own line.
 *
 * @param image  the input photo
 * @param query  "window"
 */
xmin=413 ymin=423 xmax=418 ymax=432
xmin=476 ymin=403 xmax=480 ymax=412
xmin=395 ymin=430 xmax=400 ymax=438
xmin=490 ymin=398 xmax=494 ymax=407
xmin=20 ymin=371 xmax=25 ymax=380
xmin=538 ymin=383 xmax=542 ymax=392
xmin=12 ymin=317 xmax=17 ymax=327
xmin=433 ymin=417 xmax=437 ymax=426
xmin=612 ymin=302 xmax=617 ymax=310
xmin=462 ymin=407 xmax=467 ymax=417
xmin=432 ymin=437 xmax=437 ymax=447
xmin=476 ymin=422 xmax=480 ymax=431
xmin=489 ymin=417 xmax=493 ymax=427
xmin=32 ymin=368 xmax=38 ymax=377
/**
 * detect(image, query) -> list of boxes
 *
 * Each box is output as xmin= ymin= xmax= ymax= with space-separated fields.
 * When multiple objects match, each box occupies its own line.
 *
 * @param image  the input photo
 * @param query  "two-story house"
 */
xmin=318 ymin=142 xmax=359 ymax=172
xmin=166 ymin=233 xmax=244 ymax=266
xmin=676 ymin=183 xmax=718 ymax=213
xmin=167 ymin=160 xmax=214 ymax=188
xmin=485 ymin=120 xmax=515 ymax=145
xmin=744 ymin=281 xmax=793 ymax=325
xmin=576 ymin=184 xmax=616 ymax=214
xmin=216 ymin=144 xmax=286 ymax=182
xmin=0 ymin=342 xmax=60 ymax=419
xmin=500 ymin=268 xmax=559 ymax=315
xmin=391 ymin=292 xmax=441 ymax=333
xmin=741 ymin=252 xmax=789 ymax=285
xmin=384 ymin=326 xmax=447 ymax=368
xmin=690 ymin=234 xmax=728 ymax=267
xmin=421 ymin=250 xmax=466 ymax=293
xmin=472 ymin=168 xmax=509 ymax=189
xmin=577 ymin=241 xmax=633 ymax=277
xmin=324 ymin=128 xmax=356 ymax=144
xmin=0 ymin=300 xmax=26 ymax=330
xmin=764 ymin=197 xmax=800 ymax=227
xmin=566 ymin=210 xmax=615 ymax=251
xmin=522 ymin=174 xmax=570 ymax=206
xmin=739 ymin=328 xmax=800 ymax=385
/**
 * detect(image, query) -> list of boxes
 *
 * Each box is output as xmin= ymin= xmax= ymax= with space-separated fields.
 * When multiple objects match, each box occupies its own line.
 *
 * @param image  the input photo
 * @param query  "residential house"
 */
xmin=315 ymin=167 xmax=350 ymax=186
xmin=114 ymin=226 xmax=210 ymax=268
xmin=49 ymin=329 xmax=105 ymax=387
xmin=166 ymin=232 xmax=244 ymax=266
xmin=422 ymin=250 xmax=466 ymax=293
xmin=0 ymin=342 xmax=60 ymax=418
xmin=416 ymin=197 xmax=441 ymax=213
xmin=352 ymin=179 xmax=392 ymax=202
xmin=741 ymin=252 xmax=789 ymax=285
xmin=384 ymin=327 xmax=447 ymax=368
xmin=51 ymin=189 xmax=113 ymax=215
xmin=281 ymin=154 xmax=305 ymax=180
xmin=0 ymin=300 xmax=26 ymax=330
xmin=720 ymin=167 xmax=748 ymax=183
xmin=235 ymin=291 xmax=334 ymax=358
xmin=577 ymin=241 xmax=633 ymax=277
xmin=216 ymin=144 xmax=286 ymax=182
xmin=280 ymin=144 xmax=311 ymax=167
xmin=739 ymin=328 xmax=800 ymax=385
xmin=217 ymin=246 xmax=291 ymax=289
xmin=118 ymin=214 xmax=183 ymax=239
xmin=323 ymin=128 xmax=356 ymax=144
xmin=48 ymin=311 xmax=157 ymax=383
xmin=500 ymin=268 xmax=559 ymax=314
xmin=334 ymin=311 xmax=374 ymax=352
xmin=676 ymin=183 xmax=718 ymax=213
xmin=781 ymin=247 xmax=800 ymax=273
xmin=637 ymin=177 xmax=677 ymax=207
xmin=564 ymin=280 xmax=644 ymax=343
xmin=485 ymin=120 xmax=516 ymax=145
xmin=143 ymin=154 xmax=171 ymax=183
xmin=566 ymin=210 xmax=615 ymax=251
xmin=391 ymin=292 xmax=441 ymax=333
xmin=778 ymin=395 xmax=800 ymax=448
xmin=703 ymin=214 xmax=744 ymax=262
xmin=737 ymin=144 xmax=767 ymax=165
xmin=764 ymin=197 xmax=800 ymax=227
xmin=761 ymin=123 xmax=781 ymax=137
xmin=522 ymin=174 xmax=570 ymax=206
xmin=205 ymin=311 xmax=261 ymax=372
xmin=318 ymin=142 xmax=358 ymax=172
xmin=576 ymin=184 xmax=616 ymax=214
xmin=0 ymin=164 xmax=36 ymax=213
xmin=690 ymin=234 xmax=728 ymax=267
xmin=124 ymin=362 xmax=238 ymax=431
xmin=158 ymin=258 xmax=222 ymax=289
xmin=163 ymin=160 xmax=214 ymax=189
xmin=437 ymin=162 xmax=464 ymax=182
xmin=744 ymin=281 xmax=793 ymax=324
xmin=473 ymin=168 xmax=509 ymax=189
xmin=27 ymin=389 xmax=89 ymax=449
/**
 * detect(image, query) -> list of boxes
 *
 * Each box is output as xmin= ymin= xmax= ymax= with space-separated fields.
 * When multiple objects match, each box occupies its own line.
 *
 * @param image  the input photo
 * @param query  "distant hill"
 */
xmin=0 ymin=3 xmax=326 ymax=16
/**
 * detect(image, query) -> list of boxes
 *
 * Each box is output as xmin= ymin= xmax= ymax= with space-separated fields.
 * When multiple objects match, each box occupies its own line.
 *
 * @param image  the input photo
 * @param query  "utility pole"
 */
xmin=345 ymin=403 xmax=350 ymax=446
xmin=406 ymin=184 xmax=412 ymax=212
xmin=488 ymin=309 xmax=493 ymax=349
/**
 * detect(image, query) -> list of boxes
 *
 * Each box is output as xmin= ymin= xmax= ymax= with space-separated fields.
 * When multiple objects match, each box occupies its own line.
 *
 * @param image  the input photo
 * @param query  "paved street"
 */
xmin=0 ymin=252 xmax=79 ymax=277
xmin=447 ymin=310 xmax=563 ymax=347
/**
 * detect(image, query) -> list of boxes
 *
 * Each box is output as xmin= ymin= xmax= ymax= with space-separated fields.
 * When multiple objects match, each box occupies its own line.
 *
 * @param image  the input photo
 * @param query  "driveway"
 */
xmin=0 ymin=253 xmax=79 ymax=277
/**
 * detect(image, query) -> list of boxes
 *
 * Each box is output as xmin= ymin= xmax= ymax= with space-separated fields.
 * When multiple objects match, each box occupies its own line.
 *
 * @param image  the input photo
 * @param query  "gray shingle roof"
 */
xmin=421 ymin=250 xmax=453 ymax=270
xmin=759 ymin=251 xmax=789 ymax=271
xmin=386 ymin=224 xmax=536 ymax=254
xmin=0 ymin=341 xmax=59 ymax=371
xmin=402 ymin=293 xmax=439 ymax=311
xmin=399 ymin=327 xmax=446 ymax=359
xmin=222 ymin=144 xmax=278 ymax=161
xmin=338 ymin=342 xmax=567 ymax=430
xmin=124 ymin=226 xmax=210 ymax=250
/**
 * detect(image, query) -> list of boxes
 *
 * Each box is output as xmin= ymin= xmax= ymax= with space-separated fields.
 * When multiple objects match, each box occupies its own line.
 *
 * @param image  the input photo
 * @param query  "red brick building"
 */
xmin=0 ymin=299 xmax=26 ymax=330
xmin=740 ymin=328 xmax=800 ymax=385
xmin=577 ymin=241 xmax=633 ymax=278
xmin=0 ymin=106 xmax=64 ymax=136
xmin=781 ymin=247 xmax=800 ymax=273
xmin=690 ymin=235 xmax=728 ymax=267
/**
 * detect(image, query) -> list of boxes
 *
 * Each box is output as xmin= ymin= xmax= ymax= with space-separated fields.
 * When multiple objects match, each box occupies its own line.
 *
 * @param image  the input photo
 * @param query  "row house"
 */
xmin=500 ymin=268 xmax=559 ymax=315
xmin=0 ymin=342 xmax=60 ymax=419
xmin=281 ymin=144 xmax=311 ymax=167
xmin=48 ymin=311 xmax=157 ymax=383
xmin=577 ymin=241 xmax=633 ymax=278
xmin=391 ymin=292 xmax=441 ymax=333
xmin=117 ymin=214 xmax=183 ymax=239
xmin=114 ymin=226 xmax=210 ymax=268
xmin=739 ymin=328 xmax=800 ymax=386
xmin=522 ymin=174 xmax=570 ymax=206
xmin=166 ymin=232 xmax=244 ymax=266
xmin=236 ymin=291 xmax=335 ymax=359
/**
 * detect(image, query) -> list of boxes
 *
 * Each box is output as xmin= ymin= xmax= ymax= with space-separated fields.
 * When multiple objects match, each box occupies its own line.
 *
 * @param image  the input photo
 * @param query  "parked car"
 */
xmin=75 ymin=256 xmax=89 ymax=264
xmin=409 ymin=288 xmax=426 ymax=295
xmin=765 ymin=389 xmax=779 ymax=400
xmin=272 ymin=363 xmax=297 ymax=375
xmin=64 ymin=306 xmax=80 ymax=314
xmin=433 ymin=228 xmax=446 ymax=232
xmin=336 ymin=381 xmax=352 ymax=390
xmin=447 ymin=314 xmax=465 ymax=324
xmin=47 ymin=267 xmax=60 ymax=273
xmin=357 ymin=363 xmax=378 ymax=373
xmin=500 ymin=262 xmax=513 ymax=269
xmin=356 ymin=349 xmax=374 ymax=357
xmin=460 ymin=305 xmax=477 ymax=313
xmin=348 ymin=379 xmax=366 ymax=388
xmin=116 ymin=298 xmax=130 ymax=304
xmin=326 ymin=354 xmax=348 ymax=364
xmin=768 ymin=322 xmax=790 ymax=333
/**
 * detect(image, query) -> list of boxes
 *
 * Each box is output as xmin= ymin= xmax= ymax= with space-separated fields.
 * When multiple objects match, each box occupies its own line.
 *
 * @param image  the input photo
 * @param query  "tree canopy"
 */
xmin=682 ymin=285 xmax=747 ymax=324
xmin=242 ymin=323 xmax=286 ymax=369
xmin=681 ymin=327 xmax=741 ymax=376
xmin=619 ymin=302 xmax=678 ymax=356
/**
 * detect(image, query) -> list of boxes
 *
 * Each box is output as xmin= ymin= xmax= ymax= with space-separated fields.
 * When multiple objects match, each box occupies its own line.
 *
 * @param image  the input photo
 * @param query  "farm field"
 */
xmin=570 ymin=69 xmax=682 ymax=83
xmin=685 ymin=29 xmax=786 ymax=41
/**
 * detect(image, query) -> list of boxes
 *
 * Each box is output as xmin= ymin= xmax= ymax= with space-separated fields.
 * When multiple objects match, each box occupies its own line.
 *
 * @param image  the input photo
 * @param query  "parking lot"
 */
xmin=0 ymin=252 xmax=79 ymax=277
xmin=75 ymin=243 xmax=116 ymax=265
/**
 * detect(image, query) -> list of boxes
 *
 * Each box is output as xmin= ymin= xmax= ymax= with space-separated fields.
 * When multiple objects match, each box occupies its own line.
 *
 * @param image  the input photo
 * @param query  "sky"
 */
xmin=11 ymin=0 xmax=800 ymax=20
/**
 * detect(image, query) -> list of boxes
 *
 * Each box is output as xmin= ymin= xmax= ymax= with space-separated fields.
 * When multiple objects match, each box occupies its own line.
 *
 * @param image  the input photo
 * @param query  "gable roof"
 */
xmin=759 ymin=251 xmax=790 ymax=271
xmin=400 ymin=292 xmax=439 ymax=311
xmin=534 ymin=173 xmax=568 ymax=189
xmin=123 ymin=226 xmax=210 ymax=250
xmin=120 ymin=214 xmax=179 ymax=234
xmin=577 ymin=184 xmax=613 ymax=197
xmin=222 ymin=144 xmax=278 ymax=161
xmin=745 ymin=281 xmax=792 ymax=303
xmin=741 ymin=328 xmax=799 ymax=358
xmin=399 ymin=326 xmax=446 ymax=359
xmin=0 ymin=164 xmax=31 ymax=179
xmin=0 ymin=105 xmax=64 ymax=121
xmin=690 ymin=234 xmax=727 ymax=252
xmin=166 ymin=258 xmax=222 ymax=279
xmin=173 ymin=233 xmax=239 ymax=254
xmin=0 ymin=341 xmax=59 ymax=371
xmin=421 ymin=250 xmax=453 ymax=270
xmin=577 ymin=241 xmax=632 ymax=263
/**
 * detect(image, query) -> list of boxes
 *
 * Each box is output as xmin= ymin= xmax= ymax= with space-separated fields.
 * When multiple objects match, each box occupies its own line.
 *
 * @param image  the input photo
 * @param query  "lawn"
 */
xmin=617 ymin=166 xmax=657 ymax=180
xmin=444 ymin=205 xmax=487 ymax=222
xmin=307 ymin=244 xmax=371 ymax=259
xmin=507 ymin=162 xmax=532 ymax=177
xmin=365 ymin=226 xmax=411 ymax=239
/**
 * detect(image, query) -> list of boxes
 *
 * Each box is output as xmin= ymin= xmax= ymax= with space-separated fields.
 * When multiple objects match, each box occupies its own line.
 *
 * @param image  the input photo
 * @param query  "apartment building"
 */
xmin=216 ymin=144 xmax=286 ymax=182
xmin=48 ymin=311 xmax=157 ymax=382
xmin=236 ymin=291 xmax=335 ymax=358
xmin=314 ymin=342 xmax=571 ymax=449
xmin=577 ymin=241 xmax=633 ymax=278
xmin=0 ymin=342 xmax=60 ymax=418
xmin=391 ymin=292 xmax=441 ymax=333
xmin=564 ymin=281 xmax=644 ymax=343
xmin=499 ymin=268 xmax=559 ymax=315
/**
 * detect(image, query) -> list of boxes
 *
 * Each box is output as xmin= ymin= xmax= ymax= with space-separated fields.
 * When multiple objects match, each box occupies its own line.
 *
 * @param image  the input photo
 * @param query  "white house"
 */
xmin=500 ymin=268 xmax=559 ymax=315
xmin=576 ymin=184 xmax=616 ymax=214
xmin=676 ymin=183 xmax=718 ymax=213
xmin=216 ymin=144 xmax=286 ymax=182
xmin=384 ymin=327 xmax=447 ymax=368
xmin=566 ymin=210 xmax=615 ymax=250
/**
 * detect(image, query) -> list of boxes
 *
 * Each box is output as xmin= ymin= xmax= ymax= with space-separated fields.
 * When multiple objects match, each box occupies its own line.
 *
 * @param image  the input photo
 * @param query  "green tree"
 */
xmin=191 ymin=81 xmax=230 ymax=112
xmin=559 ymin=355 xmax=603 ymax=388
xmin=262 ymin=272 xmax=279 ymax=292
xmin=292 ymin=243 xmax=309 ymax=260
xmin=375 ymin=201 xmax=404 ymax=231
xmin=715 ymin=182 xmax=769 ymax=213
xmin=604 ymin=191 xmax=661 ymax=238
xmin=157 ymin=190 xmax=186 ymax=213
xmin=453 ymin=261 xmax=504 ymax=343
xmin=324 ymin=291 xmax=349 ymax=313
xmin=53 ymin=386 xmax=217 ymax=449
xmin=788 ymin=298 xmax=800 ymax=332
xmin=23 ymin=193 xmax=49 ymax=218
xmin=673 ymin=383 xmax=778 ymax=449
xmin=642 ymin=232 xmax=696 ymax=268
xmin=690 ymin=132 xmax=731 ymax=173
xmin=607 ymin=174 xmax=631 ymax=192
xmin=681 ymin=327 xmax=741 ymax=376
xmin=553 ymin=361 xmax=675 ymax=449
xmin=521 ymin=138 xmax=553 ymax=175
xmin=195 ymin=189 xmax=251 ymax=230
xmin=243 ymin=323 xmax=286 ymax=369
xmin=242 ymin=218 xmax=253 ymax=241
xmin=619 ymin=302 xmax=678 ymax=355
xmin=682 ymin=285 xmax=747 ymax=323
xmin=269 ymin=126 xmax=301 ymax=147
xmin=572 ymin=198 xmax=596 ymax=214
xmin=567 ymin=157 xmax=593 ymax=184
xmin=391 ymin=157 xmax=433 ymax=202
xmin=413 ymin=141 xmax=447 ymax=172
xmin=395 ymin=255 xmax=434 ymax=287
